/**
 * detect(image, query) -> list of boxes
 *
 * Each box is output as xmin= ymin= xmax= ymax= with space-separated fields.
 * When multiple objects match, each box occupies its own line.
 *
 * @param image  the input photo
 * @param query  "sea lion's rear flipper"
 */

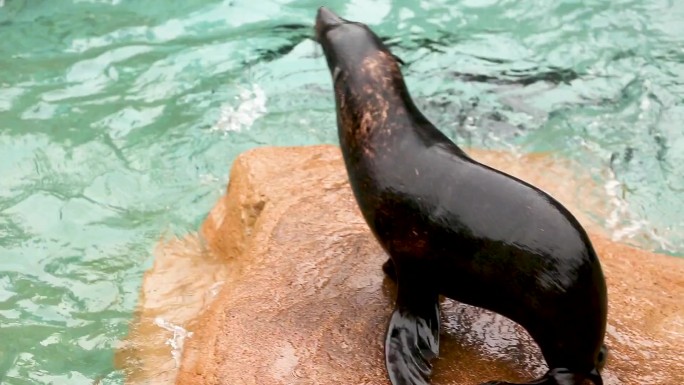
xmin=480 ymin=367 xmax=604 ymax=385
xmin=382 ymin=258 xmax=397 ymax=281
xmin=384 ymin=296 xmax=440 ymax=385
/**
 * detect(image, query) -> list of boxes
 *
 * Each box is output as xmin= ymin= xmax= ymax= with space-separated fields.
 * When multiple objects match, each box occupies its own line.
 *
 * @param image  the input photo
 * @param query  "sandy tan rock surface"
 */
xmin=118 ymin=145 xmax=683 ymax=385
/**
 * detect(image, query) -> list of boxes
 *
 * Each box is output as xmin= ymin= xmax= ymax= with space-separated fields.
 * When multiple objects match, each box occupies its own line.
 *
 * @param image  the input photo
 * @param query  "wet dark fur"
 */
xmin=315 ymin=7 xmax=608 ymax=385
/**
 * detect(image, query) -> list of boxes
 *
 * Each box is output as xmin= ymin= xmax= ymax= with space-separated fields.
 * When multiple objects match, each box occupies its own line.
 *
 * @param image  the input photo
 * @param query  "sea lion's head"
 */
xmin=314 ymin=7 xmax=401 ymax=87
xmin=315 ymin=7 xmax=420 ymax=151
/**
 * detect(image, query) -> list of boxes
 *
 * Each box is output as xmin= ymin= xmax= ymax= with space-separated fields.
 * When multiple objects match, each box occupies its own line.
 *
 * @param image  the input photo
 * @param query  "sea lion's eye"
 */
xmin=333 ymin=66 xmax=342 ymax=83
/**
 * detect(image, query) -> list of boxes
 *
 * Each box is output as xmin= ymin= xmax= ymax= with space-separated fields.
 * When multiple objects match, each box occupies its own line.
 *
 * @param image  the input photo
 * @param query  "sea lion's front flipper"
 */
xmin=384 ymin=290 xmax=440 ymax=385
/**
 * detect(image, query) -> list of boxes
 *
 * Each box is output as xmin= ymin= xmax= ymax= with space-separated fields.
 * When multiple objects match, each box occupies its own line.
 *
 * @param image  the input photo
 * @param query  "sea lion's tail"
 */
xmin=585 ymin=344 xmax=608 ymax=385
xmin=587 ymin=368 xmax=603 ymax=385
xmin=597 ymin=344 xmax=608 ymax=371
xmin=384 ymin=304 xmax=440 ymax=385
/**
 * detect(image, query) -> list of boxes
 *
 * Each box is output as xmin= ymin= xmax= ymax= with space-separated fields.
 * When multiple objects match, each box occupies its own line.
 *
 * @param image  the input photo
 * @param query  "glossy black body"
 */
xmin=316 ymin=7 xmax=607 ymax=383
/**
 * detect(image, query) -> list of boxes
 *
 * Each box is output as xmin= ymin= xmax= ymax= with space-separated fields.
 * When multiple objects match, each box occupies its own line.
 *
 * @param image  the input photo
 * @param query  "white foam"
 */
xmin=198 ymin=173 xmax=219 ymax=185
xmin=208 ymin=281 xmax=225 ymax=297
xmin=212 ymin=84 xmax=267 ymax=133
xmin=154 ymin=317 xmax=193 ymax=367
xmin=604 ymin=171 xmax=674 ymax=252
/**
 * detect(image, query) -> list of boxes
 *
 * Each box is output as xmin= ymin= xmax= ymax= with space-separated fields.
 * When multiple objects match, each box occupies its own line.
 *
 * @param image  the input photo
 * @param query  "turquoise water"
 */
xmin=0 ymin=0 xmax=682 ymax=383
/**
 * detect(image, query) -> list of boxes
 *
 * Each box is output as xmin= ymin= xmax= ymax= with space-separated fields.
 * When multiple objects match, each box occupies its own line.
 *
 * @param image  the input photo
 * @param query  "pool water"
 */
xmin=0 ymin=0 xmax=682 ymax=383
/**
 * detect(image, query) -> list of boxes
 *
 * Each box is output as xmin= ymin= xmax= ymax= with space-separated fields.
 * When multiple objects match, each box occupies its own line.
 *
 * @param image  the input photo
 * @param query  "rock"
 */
xmin=118 ymin=145 xmax=684 ymax=385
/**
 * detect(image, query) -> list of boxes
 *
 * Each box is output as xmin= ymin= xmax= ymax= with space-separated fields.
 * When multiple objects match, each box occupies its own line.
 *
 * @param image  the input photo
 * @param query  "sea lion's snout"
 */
xmin=315 ymin=8 xmax=398 ymax=85
xmin=315 ymin=7 xmax=344 ymax=41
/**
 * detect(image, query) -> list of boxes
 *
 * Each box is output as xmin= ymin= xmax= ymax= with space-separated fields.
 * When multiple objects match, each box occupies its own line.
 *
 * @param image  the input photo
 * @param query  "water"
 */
xmin=0 ymin=0 xmax=682 ymax=383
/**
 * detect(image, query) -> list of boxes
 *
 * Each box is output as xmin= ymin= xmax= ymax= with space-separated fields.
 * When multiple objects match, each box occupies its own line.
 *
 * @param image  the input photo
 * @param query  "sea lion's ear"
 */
xmin=333 ymin=66 xmax=342 ymax=83
xmin=392 ymin=54 xmax=406 ymax=66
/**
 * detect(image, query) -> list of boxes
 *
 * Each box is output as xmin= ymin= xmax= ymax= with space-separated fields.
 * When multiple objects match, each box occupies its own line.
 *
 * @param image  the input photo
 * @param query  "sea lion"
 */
xmin=315 ymin=7 xmax=608 ymax=385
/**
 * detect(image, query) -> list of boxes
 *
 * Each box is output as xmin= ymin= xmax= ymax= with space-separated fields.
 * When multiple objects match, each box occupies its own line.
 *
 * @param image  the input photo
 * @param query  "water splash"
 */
xmin=604 ymin=172 xmax=675 ymax=252
xmin=213 ymin=84 xmax=267 ymax=133
xmin=154 ymin=317 xmax=193 ymax=367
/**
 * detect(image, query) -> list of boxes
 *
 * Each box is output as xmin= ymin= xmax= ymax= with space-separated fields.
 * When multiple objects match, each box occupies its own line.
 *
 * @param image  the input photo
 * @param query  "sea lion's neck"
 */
xmin=334 ymin=52 xmax=458 ymax=156
xmin=335 ymin=52 xmax=430 ymax=139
